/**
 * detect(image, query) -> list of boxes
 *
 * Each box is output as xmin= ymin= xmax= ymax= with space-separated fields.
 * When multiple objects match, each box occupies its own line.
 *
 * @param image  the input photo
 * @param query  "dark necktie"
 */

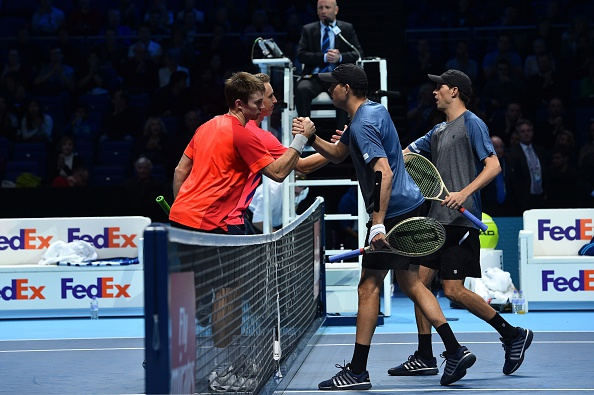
xmin=320 ymin=26 xmax=331 ymax=73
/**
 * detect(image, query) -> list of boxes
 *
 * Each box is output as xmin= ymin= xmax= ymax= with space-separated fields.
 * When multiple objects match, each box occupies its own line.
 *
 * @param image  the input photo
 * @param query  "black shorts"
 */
xmin=420 ymin=225 xmax=481 ymax=280
xmin=362 ymin=204 xmax=427 ymax=271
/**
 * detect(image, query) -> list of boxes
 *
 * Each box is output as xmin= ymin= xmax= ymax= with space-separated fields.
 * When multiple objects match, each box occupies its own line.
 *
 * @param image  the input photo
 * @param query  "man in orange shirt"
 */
xmin=168 ymin=71 xmax=315 ymax=392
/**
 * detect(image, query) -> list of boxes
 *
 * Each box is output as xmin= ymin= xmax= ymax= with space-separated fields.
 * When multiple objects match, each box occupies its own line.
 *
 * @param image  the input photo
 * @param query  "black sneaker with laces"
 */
xmin=440 ymin=346 xmax=476 ymax=386
xmin=501 ymin=327 xmax=533 ymax=375
xmin=318 ymin=363 xmax=372 ymax=390
xmin=388 ymin=351 xmax=438 ymax=376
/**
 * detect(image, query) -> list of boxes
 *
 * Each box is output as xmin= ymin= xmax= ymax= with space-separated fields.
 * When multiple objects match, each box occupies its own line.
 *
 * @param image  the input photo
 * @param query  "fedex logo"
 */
xmin=537 ymin=219 xmax=593 ymax=241
xmin=0 ymin=279 xmax=45 ymax=301
xmin=61 ymin=277 xmax=131 ymax=299
xmin=542 ymin=270 xmax=594 ymax=292
xmin=0 ymin=229 xmax=53 ymax=251
xmin=68 ymin=227 xmax=137 ymax=249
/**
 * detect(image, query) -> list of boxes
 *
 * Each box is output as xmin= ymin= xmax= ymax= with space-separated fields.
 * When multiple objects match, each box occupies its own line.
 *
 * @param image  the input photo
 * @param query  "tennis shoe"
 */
xmin=439 ymin=346 xmax=476 ymax=386
xmin=208 ymin=365 xmax=257 ymax=392
xmin=388 ymin=351 xmax=438 ymax=376
xmin=501 ymin=327 xmax=533 ymax=375
xmin=318 ymin=363 xmax=372 ymax=390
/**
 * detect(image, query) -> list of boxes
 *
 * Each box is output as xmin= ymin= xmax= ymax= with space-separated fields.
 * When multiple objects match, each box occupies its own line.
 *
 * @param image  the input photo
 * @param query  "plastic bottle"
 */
xmin=90 ymin=296 xmax=99 ymax=320
xmin=518 ymin=290 xmax=526 ymax=314
xmin=511 ymin=289 xmax=520 ymax=314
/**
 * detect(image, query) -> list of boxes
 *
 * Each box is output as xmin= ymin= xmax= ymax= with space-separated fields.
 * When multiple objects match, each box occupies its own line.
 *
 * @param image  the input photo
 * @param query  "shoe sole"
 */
xmin=440 ymin=353 xmax=476 ymax=386
xmin=388 ymin=367 xmax=438 ymax=376
xmin=319 ymin=383 xmax=372 ymax=391
xmin=503 ymin=329 xmax=533 ymax=375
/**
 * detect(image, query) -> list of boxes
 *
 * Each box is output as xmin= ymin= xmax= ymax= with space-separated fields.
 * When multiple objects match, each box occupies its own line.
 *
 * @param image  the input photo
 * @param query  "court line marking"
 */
xmin=0 ymin=336 xmax=143 ymax=342
xmin=274 ymin=390 xmax=594 ymax=393
xmin=0 ymin=347 xmax=143 ymax=353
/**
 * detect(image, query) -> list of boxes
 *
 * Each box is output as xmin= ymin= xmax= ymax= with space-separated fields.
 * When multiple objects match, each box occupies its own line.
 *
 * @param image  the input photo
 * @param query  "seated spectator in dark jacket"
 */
xmin=150 ymin=70 xmax=193 ymax=117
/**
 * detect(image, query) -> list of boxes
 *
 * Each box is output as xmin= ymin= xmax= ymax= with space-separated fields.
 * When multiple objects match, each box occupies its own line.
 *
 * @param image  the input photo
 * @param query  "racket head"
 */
xmin=385 ymin=216 xmax=446 ymax=257
xmin=403 ymin=153 xmax=447 ymax=199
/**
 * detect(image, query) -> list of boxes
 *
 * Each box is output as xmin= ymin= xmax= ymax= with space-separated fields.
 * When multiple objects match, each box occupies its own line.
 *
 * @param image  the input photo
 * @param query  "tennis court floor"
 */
xmin=1 ymin=296 xmax=593 ymax=394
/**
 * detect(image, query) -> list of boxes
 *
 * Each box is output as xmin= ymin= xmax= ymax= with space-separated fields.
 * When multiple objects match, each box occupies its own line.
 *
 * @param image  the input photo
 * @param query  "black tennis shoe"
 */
xmin=501 ymin=327 xmax=533 ymax=375
xmin=318 ymin=363 xmax=372 ymax=390
xmin=388 ymin=351 xmax=438 ymax=376
xmin=439 ymin=346 xmax=476 ymax=386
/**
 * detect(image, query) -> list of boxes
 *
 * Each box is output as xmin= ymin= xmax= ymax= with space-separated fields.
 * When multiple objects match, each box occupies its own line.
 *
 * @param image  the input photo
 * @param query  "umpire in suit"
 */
xmin=507 ymin=119 xmax=549 ymax=214
xmin=296 ymin=0 xmax=363 ymax=129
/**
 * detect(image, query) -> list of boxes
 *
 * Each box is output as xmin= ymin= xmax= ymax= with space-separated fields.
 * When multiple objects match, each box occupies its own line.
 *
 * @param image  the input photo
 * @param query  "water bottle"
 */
xmin=517 ymin=290 xmax=526 ymax=314
xmin=90 ymin=296 xmax=99 ymax=320
xmin=511 ymin=289 xmax=520 ymax=314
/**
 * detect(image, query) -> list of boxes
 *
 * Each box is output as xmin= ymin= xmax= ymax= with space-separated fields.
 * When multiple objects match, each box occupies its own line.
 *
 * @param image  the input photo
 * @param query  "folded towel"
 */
xmin=39 ymin=240 xmax=98 ymax=265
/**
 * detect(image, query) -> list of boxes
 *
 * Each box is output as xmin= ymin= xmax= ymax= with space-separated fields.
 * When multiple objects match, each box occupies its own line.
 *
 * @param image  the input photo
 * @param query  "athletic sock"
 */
xmin=488 ymin=313 xmax=519 ymax=339
xmin=436 ymin=323 xmax=461 ymax=355
xmin=350 ymin=343 xmax=371 ymax=375
xmin=417 ymin=334 xmax=433 ymax=359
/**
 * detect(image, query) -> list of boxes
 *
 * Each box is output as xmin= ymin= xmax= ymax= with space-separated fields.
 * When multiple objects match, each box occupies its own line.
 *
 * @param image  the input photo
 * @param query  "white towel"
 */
xmin=38 ymin=240 xmax=98 ymax=265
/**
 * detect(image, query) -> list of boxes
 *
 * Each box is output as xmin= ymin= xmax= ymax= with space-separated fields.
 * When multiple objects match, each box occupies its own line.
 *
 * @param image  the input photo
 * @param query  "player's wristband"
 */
xmin=307 ymin=132 xmax=317 ymax=146
xmin=290 ymin=134 xmax=308 ymax=154
xmin=368 ymin=224 xmax=386 ymax=245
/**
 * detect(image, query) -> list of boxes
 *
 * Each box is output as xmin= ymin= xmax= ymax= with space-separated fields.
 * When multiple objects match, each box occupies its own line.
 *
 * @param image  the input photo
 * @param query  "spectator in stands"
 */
xmin=489 ymin=102 xmax=523 ymax=148
xmin=560 ymin=34 xmax=594 ymax=83
xmin=32 ymin=0 xmax=66 ymax=36
xmin=0 ymin=96 xmax=19 ymax=141
xmin=33 ymin=47 xmax=76 ymax=96
xmin=150 ymin=70 xmax=193 ymax=118
xmin=101 ymin=89 xmax=142 ymax=141
xmin=127 ymin=24 xmax=163 ymax=62
xmin=482 ymin=135 xmax=516 ymax=216
xmin=158 ymin=48 xmax=190 ymax=88
xmin=445 ymin=40 xmax=479 ymax=84
xmin=578 ymin=119 xmax=594 ymax=168
xmin=1 ymin=49 xmax=35 ymax=91
xmin=507 ymin=118 xmax=548 ymax=213
xmin=0 ymin=72 xmax=30 ymax=119
xmin=100 ymin=9 xmax=134 ymax=46
xmin=61 ymin=103 xmax=99 ymax=142
xmin=526 ymin=52 xmax=569 ymax=111
xmin=523 ymin=37 xmax=551 ymax=79
xmin=192 ymin=67 xmax=227 ymax=121
xmin=529 ymin=17 xmax=562 ymax=59
xmin=405 ymin=82 xmax=442 ymax=144
xmin=119 ymin=42 xmax=160 ymax=94
xmin=561 ymin=15 xmax=593 ymax=58
xmin=144 ymin=5 xmax=172 ymax=37
xmin=482 ymin=32 xmax=523 ymax=81
xmin=122 ymin=156 xmax=167 ymax=220
xmin=543 ymin=146 xmax=584 ymax=208
xmin=481 ymin=58 xmax=526 ymax=120
xmin=295 ymin=0 xmax=363 ymax=129
xmin=554 ymin=129 xmax=578 ymax=166
xmin=534 ymin=97 xmax=572 ymax=151
xmin=13 ymin=26 xmax=43 ymax=79
xmin=176 ymin=0 xmax=205 ymax=27
xmin=244 ymin=8 xmax=276 ymax=37
xmin=405 ymin=38 xmax=443 ymax=90
xmin=116 ymin=0 xmax=142 ymax=30
xmin=178 ymin=8 xmax=202 ymax=45
xmin=143 ymin=0 xmax=174 ymax=28
xmin=66 ymin=0 xmax=103 ymax=37
xmin=93 ymin=27 xmax=128 ymax=72
xmin=133 ymin=116 xmax=167 ymax=166
xmin=55 ymin=27 xmax=85 ymax=69
xmin=51 ymin=164 xmax=90 ymax=187
xmin=164 ymin=27 xmax=198 ymax=71
xmin=76 ymin=51 xmax=119 ymax=96
xmin=17 ymin=99 xmax=53 ymax=143
xmin=52 ymin=135 xmax=87 ymax=180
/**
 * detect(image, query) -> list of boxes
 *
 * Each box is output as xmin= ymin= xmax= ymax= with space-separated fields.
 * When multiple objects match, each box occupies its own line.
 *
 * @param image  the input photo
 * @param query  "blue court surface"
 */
xmin=0 ymin=296 xmax=593 ymax=394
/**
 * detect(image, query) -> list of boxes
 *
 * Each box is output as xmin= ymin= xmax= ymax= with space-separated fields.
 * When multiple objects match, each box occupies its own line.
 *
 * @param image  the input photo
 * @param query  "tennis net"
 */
xmin=143 ymin=198 xmax=325 ymax=394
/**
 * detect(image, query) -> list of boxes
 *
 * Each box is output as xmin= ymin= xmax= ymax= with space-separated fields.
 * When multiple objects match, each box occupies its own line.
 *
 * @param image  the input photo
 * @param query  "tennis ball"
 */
xmin=479 ymin=212 xmax=499 ymax=249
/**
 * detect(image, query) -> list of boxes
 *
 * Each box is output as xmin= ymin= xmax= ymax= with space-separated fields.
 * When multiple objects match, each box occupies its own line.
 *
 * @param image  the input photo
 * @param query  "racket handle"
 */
xmin=156 ymin=195 xmax=171 ymax=215
xmin=328 ymin=248 xmax=365 ymax=263
xmin=459 ymin=207 xmax=488 ymax=231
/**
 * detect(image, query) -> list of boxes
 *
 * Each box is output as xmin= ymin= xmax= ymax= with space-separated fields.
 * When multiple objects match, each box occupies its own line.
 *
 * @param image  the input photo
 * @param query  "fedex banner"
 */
xmin=524 ymin=209 xmax=594 ymax=256
xmin=0 ymin=267 xmax=144 ymax=315
xmin=0 ymin=216 xmax=151 ymax=265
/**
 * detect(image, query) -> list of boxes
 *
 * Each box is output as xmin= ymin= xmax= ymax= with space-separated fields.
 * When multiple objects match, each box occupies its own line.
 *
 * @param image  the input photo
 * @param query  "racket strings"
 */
xmin=404 ymin=156 xmax=443 ymax=198
xmin=386 ymin=217 xmax=446 ymax=257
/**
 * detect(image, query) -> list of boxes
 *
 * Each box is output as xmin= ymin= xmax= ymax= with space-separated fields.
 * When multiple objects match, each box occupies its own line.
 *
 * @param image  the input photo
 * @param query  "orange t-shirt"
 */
xmin=226 ymin=120 xmax=287 ymax=226
xmin=169 ymin=115 xmax=275 ymax=231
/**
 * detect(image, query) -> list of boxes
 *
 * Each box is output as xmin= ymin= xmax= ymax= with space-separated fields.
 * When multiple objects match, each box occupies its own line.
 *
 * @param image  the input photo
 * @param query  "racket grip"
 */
xmin=156 ymin=195 xmax=171 ymax=215
xmin=459 ymin=207 xmax=488 ymax=231
xmin=328 ymin=248 xmax=364 ymax=263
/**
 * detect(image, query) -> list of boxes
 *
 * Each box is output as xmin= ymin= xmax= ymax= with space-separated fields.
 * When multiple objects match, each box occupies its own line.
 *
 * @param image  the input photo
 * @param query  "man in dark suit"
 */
xmin=507 ymin=118 xmax=549 ymax=214
xmin=295 ymin=0 xmax=363 ymax=129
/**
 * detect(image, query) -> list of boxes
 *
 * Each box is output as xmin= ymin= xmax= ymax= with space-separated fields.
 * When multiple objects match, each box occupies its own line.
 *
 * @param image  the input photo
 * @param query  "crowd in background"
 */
xmin=0 ymin=0 xmax=592 ymax=219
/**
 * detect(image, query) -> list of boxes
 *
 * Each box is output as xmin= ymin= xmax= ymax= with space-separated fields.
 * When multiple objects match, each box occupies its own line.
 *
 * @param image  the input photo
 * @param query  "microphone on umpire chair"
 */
xmin=324 ymin=18 xmax=361 ymax=62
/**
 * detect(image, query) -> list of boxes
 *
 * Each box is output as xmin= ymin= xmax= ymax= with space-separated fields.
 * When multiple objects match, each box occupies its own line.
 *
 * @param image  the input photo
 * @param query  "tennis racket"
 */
xmin=328 ymin=216 xmax=446 ymax=263
xmin=156 ymin=195 xmax=171 ymax=215
xmin=403 ymin=152 xmax=488 ymax=231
